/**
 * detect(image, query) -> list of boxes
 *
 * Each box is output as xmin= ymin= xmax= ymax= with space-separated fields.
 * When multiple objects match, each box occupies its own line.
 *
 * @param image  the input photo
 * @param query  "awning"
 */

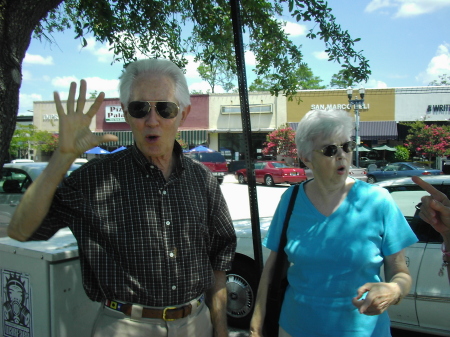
xmin=288 ymin=121 xmax=398 ymax=141
xmin=93 ymin=130 xmax=208 ymax=148
xmin=179 ymin=130 xmax=207 ymax=146
xmin=358 ymin=121 xmax=398 ymax=141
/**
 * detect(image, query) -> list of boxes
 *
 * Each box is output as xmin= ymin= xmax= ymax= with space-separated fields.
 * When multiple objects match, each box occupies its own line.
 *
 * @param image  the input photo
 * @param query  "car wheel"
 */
xmin=238 ymin=174 xmax=246 ymax=184
xmin=217 ymin=177 xmax=224 ymax=185
xmin=265 ymin=175 xmax=274 ymax=186
xmin=226 ymin=255 xmax=259 ymax=329
xmin=367 ymin=175 xmax=376 ymax=184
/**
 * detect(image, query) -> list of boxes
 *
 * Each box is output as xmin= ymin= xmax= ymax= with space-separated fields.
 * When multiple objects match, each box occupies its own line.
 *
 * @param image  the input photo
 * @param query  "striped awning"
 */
xmin=179 ymin=130 xmax=207 ymax=146
xmin=288 ymin=121 xmax=398 ymax=141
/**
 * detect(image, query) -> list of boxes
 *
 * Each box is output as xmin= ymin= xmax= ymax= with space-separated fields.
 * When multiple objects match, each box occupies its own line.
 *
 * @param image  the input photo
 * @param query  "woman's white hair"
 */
xmin=295 ymin=109 xmax=354 ymax=161
xmin=119 ymin=59 xmax=191 ymax=111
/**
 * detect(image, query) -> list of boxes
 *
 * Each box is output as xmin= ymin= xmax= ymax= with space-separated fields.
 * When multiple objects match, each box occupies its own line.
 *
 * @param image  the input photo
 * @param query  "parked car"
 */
xmin=234 ymin=161 xmax=307 ymax=186
xmin=10 ymin=159 xmax=34 ymax=163
xmin=225 ymin=176 xmax=450 ymax=335
xmin=184 ymin=151 xmax=228 ymax=184
xmin=304 ymin=166 xmax=367 ymax=182
xmin=0 ymin=162 xmax=81 ymax=237
xmin=367 ymin=162 xmax=444 ymax=184
xmin=358 ymin=157 xmax=389 ymax=169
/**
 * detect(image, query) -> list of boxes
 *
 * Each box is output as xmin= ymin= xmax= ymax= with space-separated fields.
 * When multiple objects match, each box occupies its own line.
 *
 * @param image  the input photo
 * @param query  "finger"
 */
xmin=66 ymin=82 xmax=77 ymax=114
xmin=354 ymin=284 xmax=371 ymax=300
xmin=53 ymin=91 xmax=65 ymax=118
xmin=85 ymin=92 xmax=105 ymax=119
xmin=76 ymin=79 xmax=87 ymax=113
xmin=97 ymin=134 xmax=119 ymax=144
xmin=412 ymin=176 xmax=447 ymax=203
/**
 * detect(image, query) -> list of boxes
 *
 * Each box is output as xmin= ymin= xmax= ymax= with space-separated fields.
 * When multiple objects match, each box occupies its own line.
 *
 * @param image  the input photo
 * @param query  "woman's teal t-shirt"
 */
xmin=264 ymin=179 xmax=418 ymax=337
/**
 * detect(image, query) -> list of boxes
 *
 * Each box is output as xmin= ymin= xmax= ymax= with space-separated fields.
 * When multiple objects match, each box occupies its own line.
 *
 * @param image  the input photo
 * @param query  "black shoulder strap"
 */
xmin=271 ymin=183 xmax=300 ymax=285
xmin=279 ymin=183 xmax=300 ymax=251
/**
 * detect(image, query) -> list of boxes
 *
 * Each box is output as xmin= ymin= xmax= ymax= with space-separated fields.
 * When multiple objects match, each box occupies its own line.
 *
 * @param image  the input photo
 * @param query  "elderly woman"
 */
xmin=250 ymin=110 xmax=418 ymax=337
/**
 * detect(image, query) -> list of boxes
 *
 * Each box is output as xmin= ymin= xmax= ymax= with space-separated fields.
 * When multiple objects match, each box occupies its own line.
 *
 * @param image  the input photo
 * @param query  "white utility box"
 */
xmin=0 ymin=228 xmax=100 ymax=337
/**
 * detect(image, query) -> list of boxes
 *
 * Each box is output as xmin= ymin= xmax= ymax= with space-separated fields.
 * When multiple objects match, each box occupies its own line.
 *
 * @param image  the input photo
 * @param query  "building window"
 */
xmin=220 ymin=104 xmax=273 ymax=114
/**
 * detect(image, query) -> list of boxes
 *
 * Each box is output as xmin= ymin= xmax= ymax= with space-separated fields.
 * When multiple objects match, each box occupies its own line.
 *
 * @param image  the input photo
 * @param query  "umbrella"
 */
xmin=357 ymin=145 xmax=372 ymax=152
xmin=189 ymin=145 xmax=215 ymax=152
xmin=85 ymin=147 xmax=110 ymax=154
xmin=372 ymin=144 xmax=396 ymax=160
xmin=372 ymin=145 xmax=397 ymax=151
xmin=111 ymin=146 xmax=127 ymax=153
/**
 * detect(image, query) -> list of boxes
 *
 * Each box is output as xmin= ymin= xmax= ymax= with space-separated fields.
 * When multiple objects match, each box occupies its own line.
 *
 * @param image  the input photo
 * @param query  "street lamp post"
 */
xmin=347 ymin=87 xmax=365 ymax=168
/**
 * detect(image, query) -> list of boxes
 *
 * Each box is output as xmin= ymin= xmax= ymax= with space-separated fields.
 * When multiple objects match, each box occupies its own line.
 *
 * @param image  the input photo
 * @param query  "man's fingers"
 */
xmin=54 ymin=91 xmax=65 ymax=117
xmin=76 ymin=79 xmax=87 ymax=113
xmin=412 ymin=176 xmax=447 ymax=203
xmin=86 ymin=92 xmax=105 ymax=119
xmin=66 ymin=82 xmax=77 ymax=114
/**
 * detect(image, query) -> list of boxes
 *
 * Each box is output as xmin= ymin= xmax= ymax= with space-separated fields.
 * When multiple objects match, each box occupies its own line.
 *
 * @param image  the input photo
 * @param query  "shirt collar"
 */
xmin=131 ymin=141 xmax=185 ymax=175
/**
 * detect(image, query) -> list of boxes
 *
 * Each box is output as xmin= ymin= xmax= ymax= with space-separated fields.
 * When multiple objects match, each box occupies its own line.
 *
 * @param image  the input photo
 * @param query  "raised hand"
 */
xmin=54 ymin=80 xmax=118 ymax=157
xmin=411 ymin=176 xmax=450 ymax=236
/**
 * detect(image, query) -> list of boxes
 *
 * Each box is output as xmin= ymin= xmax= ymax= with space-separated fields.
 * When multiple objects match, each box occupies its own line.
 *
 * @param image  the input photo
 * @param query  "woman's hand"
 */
xmin=351 ymin=282 xmax=401 ymax=315
xmin=54 ymin=79 xmax=117 ymax=157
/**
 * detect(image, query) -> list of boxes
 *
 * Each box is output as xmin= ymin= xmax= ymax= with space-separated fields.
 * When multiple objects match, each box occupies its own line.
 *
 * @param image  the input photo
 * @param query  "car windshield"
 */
xmin=272 ymin=162 xmax=291 ymax=168
xmin=198 ymin=153 xmax=225 ymax=162
xmin=409 ymin=163 xmax=431 ymax=170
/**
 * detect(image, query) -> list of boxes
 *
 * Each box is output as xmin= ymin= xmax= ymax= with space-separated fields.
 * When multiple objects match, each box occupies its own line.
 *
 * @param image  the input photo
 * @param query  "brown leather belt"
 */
xmin=104 ymin=297 xmax=201 ymax=321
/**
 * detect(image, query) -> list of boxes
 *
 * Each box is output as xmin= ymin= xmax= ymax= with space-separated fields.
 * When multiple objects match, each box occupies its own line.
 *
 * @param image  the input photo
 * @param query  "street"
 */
xmin=220 ymin=174 xmax=435 ymax=337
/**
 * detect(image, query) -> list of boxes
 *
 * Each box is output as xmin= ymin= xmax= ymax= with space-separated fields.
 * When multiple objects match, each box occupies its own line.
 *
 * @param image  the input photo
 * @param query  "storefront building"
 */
xmin=208 ymin=92 xmax=287 ymax=161
xmin=31 ymin=86 xmax=449 ymax=161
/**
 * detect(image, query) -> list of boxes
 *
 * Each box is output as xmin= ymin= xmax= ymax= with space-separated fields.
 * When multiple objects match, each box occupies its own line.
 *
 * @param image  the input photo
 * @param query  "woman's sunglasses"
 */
xmin=127 ymin=101 xmax=179 ymax=119
xmin=314 ymin=141 xmax=357 ymax=157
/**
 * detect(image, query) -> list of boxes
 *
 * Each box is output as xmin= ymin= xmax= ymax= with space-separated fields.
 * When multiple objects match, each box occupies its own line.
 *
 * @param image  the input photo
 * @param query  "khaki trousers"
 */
xmin=91 ymin=300 xmax=212 ymax=337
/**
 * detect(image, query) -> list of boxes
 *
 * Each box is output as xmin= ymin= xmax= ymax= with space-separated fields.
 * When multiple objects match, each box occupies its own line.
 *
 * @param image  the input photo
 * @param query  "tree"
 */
xmin=329 ymin=69 xmax=356 ymax=88
xmin=429 ymin=74 xmax=450 ymax=86
xmin=9 ymin=124 xmax=59 ymax=159
xmin=404 ymin=121 xmax=450 ymax=161
xmin=262 ymin=124 xmax=297 ymax=159
xmin=249 ymin=63 xmax=326 ymax=92
xmin=1 ymin=0 xmax=371 ymax=168
xmin=197 ymin=60 xmax=236 ymax=93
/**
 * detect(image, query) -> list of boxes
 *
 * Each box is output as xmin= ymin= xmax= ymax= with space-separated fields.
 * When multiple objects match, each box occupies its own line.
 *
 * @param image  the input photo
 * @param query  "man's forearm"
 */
xmin=8 ymin=150 xmax=76 ymax=241
xmin=206 ymin=270 xmax=228 ymax=337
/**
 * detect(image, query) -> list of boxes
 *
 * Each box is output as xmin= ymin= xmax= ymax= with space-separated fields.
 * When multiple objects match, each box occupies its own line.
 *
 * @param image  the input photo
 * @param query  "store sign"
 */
xmin=426 ymin=104 xmax=450 ymax=115
xmin=105 ymin=105 xmax=126 ymax=123
xmin=310 ymin=103 xmax=370 ymax=110
xmin=43 ymin=114 xmax=59 ymax=121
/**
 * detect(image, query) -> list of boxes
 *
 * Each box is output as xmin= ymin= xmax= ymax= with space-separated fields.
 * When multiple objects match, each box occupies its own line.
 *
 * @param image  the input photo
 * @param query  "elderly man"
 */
xmin=8 ymin=59 xmax=236 ymax=337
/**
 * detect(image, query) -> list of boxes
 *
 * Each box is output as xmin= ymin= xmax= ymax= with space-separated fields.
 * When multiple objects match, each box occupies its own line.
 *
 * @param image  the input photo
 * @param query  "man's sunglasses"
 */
xmin=314 ymin=141 xmax=357 ymax=157
xmin=127 ymin=101 xmax=179 ymax=119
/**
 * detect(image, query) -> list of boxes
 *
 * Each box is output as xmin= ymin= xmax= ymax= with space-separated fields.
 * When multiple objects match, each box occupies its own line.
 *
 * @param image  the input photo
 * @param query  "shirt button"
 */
xmin=162 ymin=190 xmax=167 ymax=195
xmin=172 ymin=285 xmax=177 ymax=290
xmin=146 ymin=175 xmax=149 ymax=178
xmin=150 ymin=165 xmax=155 ymax=169
xmin=165 ymin=221 xmax=171 ymax=226
xmin=169 ymin=252 xmax=174 ymax=258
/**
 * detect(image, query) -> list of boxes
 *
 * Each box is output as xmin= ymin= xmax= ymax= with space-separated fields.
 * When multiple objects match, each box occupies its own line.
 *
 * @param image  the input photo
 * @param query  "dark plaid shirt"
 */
xmin=30 ymin=142 xmax=236 ymax=306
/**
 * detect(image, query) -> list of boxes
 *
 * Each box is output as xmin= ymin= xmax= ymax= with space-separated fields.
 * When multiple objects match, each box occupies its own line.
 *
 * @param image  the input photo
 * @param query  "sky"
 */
xmin=18 ymin=0 xmax=450 ymax=115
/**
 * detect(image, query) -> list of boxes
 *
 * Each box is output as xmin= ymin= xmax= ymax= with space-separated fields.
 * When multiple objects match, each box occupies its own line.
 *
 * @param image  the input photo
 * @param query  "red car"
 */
xmin=234 ymin=161 xmax=307 ymax=186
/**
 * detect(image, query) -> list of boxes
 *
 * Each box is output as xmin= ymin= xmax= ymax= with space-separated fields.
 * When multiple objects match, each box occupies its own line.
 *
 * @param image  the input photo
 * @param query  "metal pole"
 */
xmin=355 ymin=106 xmax=359 ymax=167
xmin=229 ymin=0 xmax=264 ymax=275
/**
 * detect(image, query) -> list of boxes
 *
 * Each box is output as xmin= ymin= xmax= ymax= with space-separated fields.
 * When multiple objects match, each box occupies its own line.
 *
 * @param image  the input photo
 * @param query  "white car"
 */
xmin=225 ymin=176 xmax=450 ymax=335
xmin=0 ymin=162 xmax=81 ymax=236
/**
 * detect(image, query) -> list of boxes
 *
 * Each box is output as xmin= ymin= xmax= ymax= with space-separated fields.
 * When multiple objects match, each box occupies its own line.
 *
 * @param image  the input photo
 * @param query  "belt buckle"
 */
xmin=163 ymin=306 xmax=177 ymax=321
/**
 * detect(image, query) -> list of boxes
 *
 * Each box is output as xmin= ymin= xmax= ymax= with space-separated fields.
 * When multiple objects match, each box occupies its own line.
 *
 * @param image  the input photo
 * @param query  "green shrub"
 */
xmin=394 ymin=146 xmax=410 ymax=161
